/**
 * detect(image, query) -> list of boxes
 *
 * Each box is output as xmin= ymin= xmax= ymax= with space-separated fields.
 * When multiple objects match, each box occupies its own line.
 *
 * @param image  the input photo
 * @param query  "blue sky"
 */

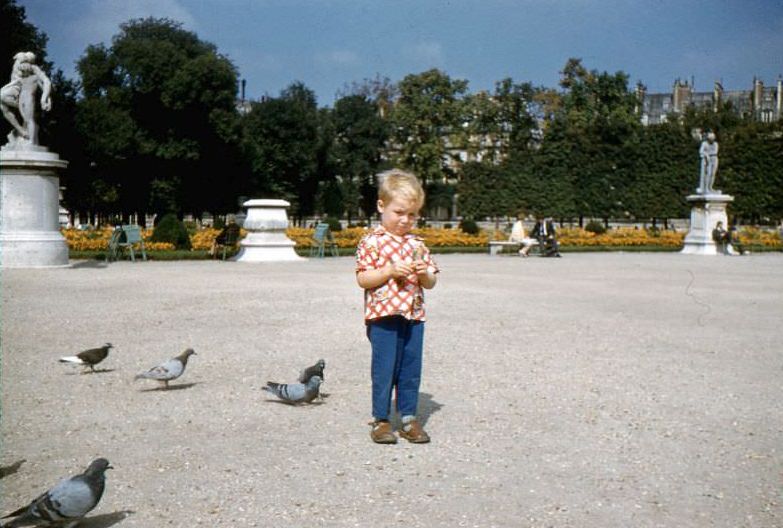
xmin=18 ymin=0 xmax=783 ymax=107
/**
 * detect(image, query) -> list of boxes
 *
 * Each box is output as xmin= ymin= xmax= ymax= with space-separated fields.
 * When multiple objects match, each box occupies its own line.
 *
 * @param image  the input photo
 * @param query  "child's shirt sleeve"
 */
xmin=355 ymin=235 xmax=377 ymax=273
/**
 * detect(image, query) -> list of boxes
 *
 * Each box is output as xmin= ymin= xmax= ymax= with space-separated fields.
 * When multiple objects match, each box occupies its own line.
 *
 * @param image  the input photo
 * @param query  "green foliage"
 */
xmin=242 ymin=82 xmax=322 ymax=217
xmin=331 ymin=94 xmax=389 ymax=218
xmin=459 ymin=218 xmax=479 ymax=235
xmin=75 ymin=17 xmax=242 ymax=220
xmin=584 ymin=220 xmax=607 ymax=234
xmin=0 ymin=0 xmax=50 ymax=71
xmin=391 ymin=69 xmax=469 ymax=184
xmin=151 ymin=213 xmax=192 ymax=249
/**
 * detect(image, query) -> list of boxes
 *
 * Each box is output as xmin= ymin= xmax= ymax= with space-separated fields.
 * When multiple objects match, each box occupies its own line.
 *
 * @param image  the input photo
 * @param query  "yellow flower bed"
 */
xmin=286 ymin=226 xmax=488 ymax=248
xmin=62 ymin=225 xmax=782 ymax=252
xmin=736 ymin=227 xmax=783 ymax=248
xmin=557 ymin=227 xmax=685 ymax=247
xmin=189 ymin=228 xmax=248 ymax=250
xmin=62 ymin=228 xmax=174 ymax=251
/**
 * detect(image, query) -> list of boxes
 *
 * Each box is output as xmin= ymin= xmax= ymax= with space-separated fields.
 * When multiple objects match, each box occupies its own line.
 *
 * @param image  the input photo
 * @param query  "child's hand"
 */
xmin=387 ymin=260 xmax=413 ymax=280
xmin=412 ymin=259 xmax=429 ymax=276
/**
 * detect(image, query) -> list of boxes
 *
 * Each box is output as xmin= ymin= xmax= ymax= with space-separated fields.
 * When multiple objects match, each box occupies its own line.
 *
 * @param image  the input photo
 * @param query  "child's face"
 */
xmin=377 ymin=196 xmax=419 ymax=237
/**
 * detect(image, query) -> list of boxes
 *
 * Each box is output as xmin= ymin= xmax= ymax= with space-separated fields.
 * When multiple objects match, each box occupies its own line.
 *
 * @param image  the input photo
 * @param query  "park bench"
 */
xmin=488 ymin=237 xmax=541 ymax=256
xmin=106 ymin=225 xmax=147 ymax=262
xmin=310 ymin=222 xmax=338 ymax=258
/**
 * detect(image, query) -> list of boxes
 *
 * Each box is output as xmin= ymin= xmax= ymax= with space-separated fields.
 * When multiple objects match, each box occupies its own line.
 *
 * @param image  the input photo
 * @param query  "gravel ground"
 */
xmin=1 ymin=252 xmax=781 ymax=528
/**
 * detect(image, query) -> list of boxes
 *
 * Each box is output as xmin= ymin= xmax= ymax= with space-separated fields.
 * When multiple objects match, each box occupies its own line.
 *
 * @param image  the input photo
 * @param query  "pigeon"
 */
xmin=297 ymin=359 xmax=325 ymax=384
xmin=1 ymin=458 xmax=112 ymax=528
xmin=263 ymin=376 xmax=322 ymax=404
xmin=59 ymin=343 xmax=113 ymax=372
xmin=134 ymin=348 xmax=196 ymax=389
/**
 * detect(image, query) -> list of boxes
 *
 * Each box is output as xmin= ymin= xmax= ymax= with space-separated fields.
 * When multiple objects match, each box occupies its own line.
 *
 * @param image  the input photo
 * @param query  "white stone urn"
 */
xmin=233 ymin=199 xmax=304 ymax=262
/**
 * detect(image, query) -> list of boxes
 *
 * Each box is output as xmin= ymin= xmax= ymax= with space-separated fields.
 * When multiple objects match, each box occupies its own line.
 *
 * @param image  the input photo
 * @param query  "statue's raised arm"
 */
xmin=1 ymin=51 xmax=52 ymax=149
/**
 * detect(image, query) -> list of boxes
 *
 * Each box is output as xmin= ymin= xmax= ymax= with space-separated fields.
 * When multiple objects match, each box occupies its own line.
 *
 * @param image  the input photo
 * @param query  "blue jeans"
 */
xmin=367 ymin=316 xmax=424 ymax=421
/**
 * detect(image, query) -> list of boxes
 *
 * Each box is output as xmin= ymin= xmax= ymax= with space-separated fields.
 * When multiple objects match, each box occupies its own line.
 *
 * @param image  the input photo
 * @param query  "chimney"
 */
xmin=753 ymin=77 xmax=763 ymax=115
xmin=777 ymin=77 xmax=782 ymax=121
xmin=241 ymin=79 xmax=247 ymax=102
xmin=713 ymin=81 xmax=723 ymax=112
xmin=634 ymin=81 xmax=646 ymax=115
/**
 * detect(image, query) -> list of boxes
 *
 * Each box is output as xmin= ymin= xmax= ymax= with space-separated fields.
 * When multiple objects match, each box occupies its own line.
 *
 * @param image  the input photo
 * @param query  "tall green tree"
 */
xmin=548 ymin=58 xmax=641 ymax=224
xmin=242 ymin=82 xmax=322 ymax=219
xmin=76 ymin=17 xmax=241 ymax=222
xmin=330 ymin=94 xmax=389 ymax=219
xmin=390 ymin=69 xmax=469 ymax=185
xmin=0 ymin=0 xmax=51 ymax=139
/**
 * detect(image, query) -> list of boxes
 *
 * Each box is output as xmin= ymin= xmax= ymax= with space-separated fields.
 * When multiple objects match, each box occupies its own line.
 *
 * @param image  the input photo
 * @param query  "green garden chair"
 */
xmin=310 ymin=223 xmax=338 ymax=258
xmin=106 ymin=225 xmax=147 ymax=262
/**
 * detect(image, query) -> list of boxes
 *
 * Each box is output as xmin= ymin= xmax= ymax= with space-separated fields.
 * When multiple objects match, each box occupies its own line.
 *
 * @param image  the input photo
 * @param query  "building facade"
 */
xmin=637 ymin=77 xmax=782 ymax=125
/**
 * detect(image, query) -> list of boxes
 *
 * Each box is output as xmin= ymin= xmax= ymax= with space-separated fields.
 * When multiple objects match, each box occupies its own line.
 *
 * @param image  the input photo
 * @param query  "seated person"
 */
xmin=712 ymin=221 xmax=730 ymax=255
xmin=509 ymin=218 xmax=537 ymax=257
xmin=727 ymin=224 xmax=745 ymax=256
xmin=531 ymin=215 xmax=561 ymax=257
xmin=210 ymin=219 xmax=241 ymax=256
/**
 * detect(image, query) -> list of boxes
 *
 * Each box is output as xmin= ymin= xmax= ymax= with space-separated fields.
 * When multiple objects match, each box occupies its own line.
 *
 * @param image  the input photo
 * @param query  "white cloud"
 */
xmin=314 ymin=50 xmax=359 ymax=67
xmin=404 ymin=42 xmax=444 ymax=66
xmin=71 ymin=0 xmax=198 ymax=47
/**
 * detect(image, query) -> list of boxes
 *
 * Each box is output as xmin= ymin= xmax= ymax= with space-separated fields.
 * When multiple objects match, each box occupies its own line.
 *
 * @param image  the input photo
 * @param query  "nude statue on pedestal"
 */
xmin=1 ymin=51 xmax=52 ymax=148
xmin=698 ymin=131 xmax=719 ymax=194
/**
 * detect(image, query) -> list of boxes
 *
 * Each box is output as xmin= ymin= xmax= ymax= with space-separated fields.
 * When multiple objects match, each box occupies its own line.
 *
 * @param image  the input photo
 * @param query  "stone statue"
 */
xmin=1 ymin=51 xmax=52 ymax=148
xmin=697 ymin=131 xmax=719 ymax=194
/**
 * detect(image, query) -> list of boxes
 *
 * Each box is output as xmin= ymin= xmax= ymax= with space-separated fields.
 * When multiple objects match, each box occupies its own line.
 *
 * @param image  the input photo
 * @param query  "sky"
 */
xmin=17 ymin=0 xmax=783 ymax=107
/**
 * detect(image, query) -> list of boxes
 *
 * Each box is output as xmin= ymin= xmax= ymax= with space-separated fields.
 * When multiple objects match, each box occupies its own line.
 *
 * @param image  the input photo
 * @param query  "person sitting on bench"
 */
xmin=532 ymin=215 xmax=561 ymax=257
xmin=510 ymin=218 xmax=537 ymax=257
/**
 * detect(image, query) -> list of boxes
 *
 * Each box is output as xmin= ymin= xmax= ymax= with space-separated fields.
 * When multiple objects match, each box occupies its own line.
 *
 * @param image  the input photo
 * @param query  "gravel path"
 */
xmin=2 ymin=253 xmax=781 ymax=527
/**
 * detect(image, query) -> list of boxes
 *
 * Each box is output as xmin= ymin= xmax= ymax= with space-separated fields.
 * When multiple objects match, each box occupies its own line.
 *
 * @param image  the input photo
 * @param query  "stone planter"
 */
xmin=233 ymin=199 xmax=304 ymax=262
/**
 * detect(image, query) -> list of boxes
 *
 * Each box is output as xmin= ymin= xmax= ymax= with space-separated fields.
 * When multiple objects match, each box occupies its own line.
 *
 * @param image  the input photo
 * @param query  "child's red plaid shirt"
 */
xmin=355 ymin=226 xmax=439 ymax=323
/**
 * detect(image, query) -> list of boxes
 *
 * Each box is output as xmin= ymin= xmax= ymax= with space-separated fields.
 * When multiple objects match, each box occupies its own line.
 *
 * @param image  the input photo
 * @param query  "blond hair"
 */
xmin=377 ymin=169 xmax=425 ymax=210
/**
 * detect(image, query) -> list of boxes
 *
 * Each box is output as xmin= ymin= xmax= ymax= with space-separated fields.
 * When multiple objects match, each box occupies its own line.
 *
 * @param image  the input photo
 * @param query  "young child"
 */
xmin=355 ymin=169 xmax=439 ymax=444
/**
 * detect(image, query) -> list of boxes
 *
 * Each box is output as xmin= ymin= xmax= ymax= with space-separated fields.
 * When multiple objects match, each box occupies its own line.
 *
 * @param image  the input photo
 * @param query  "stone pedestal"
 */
xmin=233 ymin=199 xmax=304 ymax=262
xmin=0 ymin=147 xmax=69 ymax=267
xmin=680 ymin=193 xmax=734 ymax=255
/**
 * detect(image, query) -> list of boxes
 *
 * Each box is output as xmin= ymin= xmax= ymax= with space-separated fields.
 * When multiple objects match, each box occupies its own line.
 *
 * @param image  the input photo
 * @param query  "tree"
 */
xmin=330 ymin=93 xmax=389 ymax=219
xmin=0 ymin=0 xmax=49 ymax=69
xmin=0 ymin=0 xmax=51 ymax=139
xmin=390 ymin=69 xmax=469 ymax=186
xmin=241 ymin=82 xmax=322 ymax=219
xmin=75 ymin=17 xmax=241 ymax=222
xmin=547 ymin=58 xmax=641 ymax=224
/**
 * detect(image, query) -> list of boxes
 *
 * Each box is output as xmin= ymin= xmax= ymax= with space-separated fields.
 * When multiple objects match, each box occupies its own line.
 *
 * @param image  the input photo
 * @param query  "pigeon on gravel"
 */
xmin=134 ymin=348 xmax=196 ymax=389
xmin=297 ymin=359 xmax=325 ymax=384
xmin=1 ymin=458 xmax=112 ymax=528
xmin=59 ymin=343 xmax=113 ymax=372
xmin=263 ymin=376 xmax=322 ymax=404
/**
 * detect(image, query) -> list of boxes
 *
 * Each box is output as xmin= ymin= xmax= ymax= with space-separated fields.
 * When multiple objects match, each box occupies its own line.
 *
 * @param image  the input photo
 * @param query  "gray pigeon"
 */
xmin=297 ymin=359 xmax=325 ymax=384
xmin=1 ymin=458 xmax=111 ymax=528
xmin=59 ymin=343 xmax=113 ymax=372
xmin=263 ymin=376 xmax=322 ymax=404
xmin=134 ymin=348 xmax=196 ymax=389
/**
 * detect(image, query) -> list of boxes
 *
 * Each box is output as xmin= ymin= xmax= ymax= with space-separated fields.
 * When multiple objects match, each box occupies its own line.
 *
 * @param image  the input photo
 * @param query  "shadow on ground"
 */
xmin=138 ymin=382 xmax=199 ymax=392
xmin=0 ymin=459 xmax=26 ymax=479
xmin=80 ymin=510 xmax=135 ymax=528
xmin=391 ymin=392 xmax=443 ymax=429
xmin=70 ymin=260 xmax=108 ymax=270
